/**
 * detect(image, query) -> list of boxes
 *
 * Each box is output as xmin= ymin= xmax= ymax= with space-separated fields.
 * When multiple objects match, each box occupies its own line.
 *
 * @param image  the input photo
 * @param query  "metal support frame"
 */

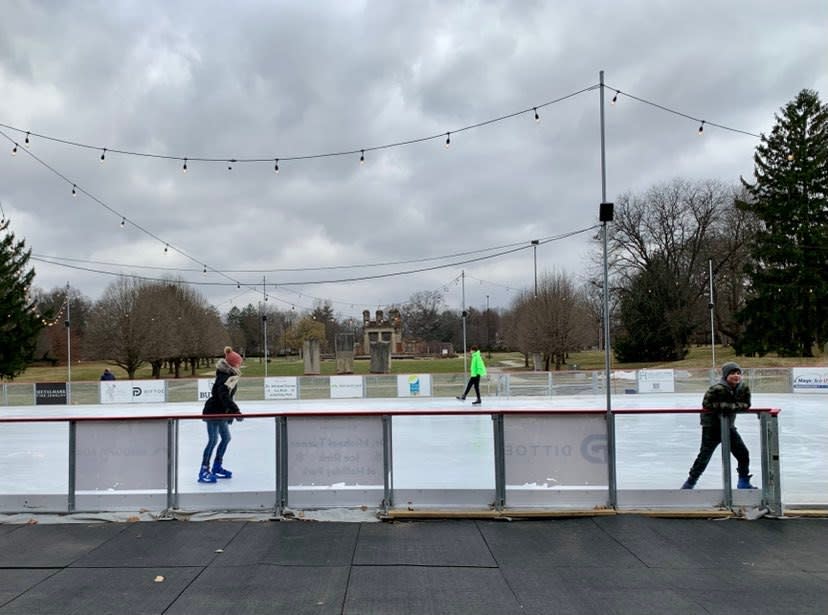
xmin=760 ymin=413 xmax=783 ymax=516
xmin=275 ymin=416 xmax=288 ymax=515
xmin=720 ymin=414 xmax=733 ymax=508
xmin=382 ymin=415 xmax=393 ymax=513
xmin=166 ymin=419 xmax=176 ymax=511
xmin=492 ymin=413 xmax=506 ymax=510
xmin=67 ymin=421 xmax=76 ymax=513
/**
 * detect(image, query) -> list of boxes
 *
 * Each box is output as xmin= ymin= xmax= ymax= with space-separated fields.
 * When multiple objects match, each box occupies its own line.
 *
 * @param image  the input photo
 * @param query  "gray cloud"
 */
xmin=1 ymin=0 xmax=826 ymax=317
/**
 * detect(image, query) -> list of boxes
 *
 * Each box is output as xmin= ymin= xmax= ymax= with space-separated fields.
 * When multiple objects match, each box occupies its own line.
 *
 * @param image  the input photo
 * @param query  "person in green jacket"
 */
xmin=456 ymin=345 xmax=487 ymax=405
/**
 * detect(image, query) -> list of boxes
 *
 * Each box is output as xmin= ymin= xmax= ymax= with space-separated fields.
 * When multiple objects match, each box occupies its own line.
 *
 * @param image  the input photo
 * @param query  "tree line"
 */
xmin=2 ymin=89 xmax=826 ymax=380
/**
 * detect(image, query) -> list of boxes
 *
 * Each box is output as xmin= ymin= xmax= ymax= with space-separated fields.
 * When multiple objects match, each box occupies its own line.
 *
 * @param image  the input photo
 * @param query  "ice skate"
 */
xmin=198 ymin=467 xmax=217 ymax=484
xmin=212 ymin=464 xmax=233 ymax=479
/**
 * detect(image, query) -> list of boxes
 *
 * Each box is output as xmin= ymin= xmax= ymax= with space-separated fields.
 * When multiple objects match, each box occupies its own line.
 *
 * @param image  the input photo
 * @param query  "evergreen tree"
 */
xmin=0 ymin=217 xmax=44 ymax=379
xmin=737 ymin=89 xmax=828 ymax=356
xmin=614 ymin=256 xmax=691 ymax=362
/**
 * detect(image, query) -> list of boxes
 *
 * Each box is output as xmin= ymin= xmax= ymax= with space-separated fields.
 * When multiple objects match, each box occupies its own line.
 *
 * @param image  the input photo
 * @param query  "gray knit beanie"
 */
xmin=721 ymin=362 xmax=742 ymax=379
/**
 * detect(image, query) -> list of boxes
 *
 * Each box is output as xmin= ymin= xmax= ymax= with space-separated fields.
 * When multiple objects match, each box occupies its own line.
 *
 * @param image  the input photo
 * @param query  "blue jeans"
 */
xmin=202 ymin=420 xmax=231 ymax=468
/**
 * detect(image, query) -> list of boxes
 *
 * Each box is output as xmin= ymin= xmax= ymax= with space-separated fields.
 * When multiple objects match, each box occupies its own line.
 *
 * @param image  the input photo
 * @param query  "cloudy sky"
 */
xmin=1 ymin=0 xmax=825 ymax=320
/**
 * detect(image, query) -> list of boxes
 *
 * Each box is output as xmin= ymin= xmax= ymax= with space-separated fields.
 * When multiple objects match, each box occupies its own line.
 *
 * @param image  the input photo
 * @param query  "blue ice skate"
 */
xmin=212 ymin=464 xmax=233 ymax=479
xmin=198 ymin=467 xmax=217 ymax=483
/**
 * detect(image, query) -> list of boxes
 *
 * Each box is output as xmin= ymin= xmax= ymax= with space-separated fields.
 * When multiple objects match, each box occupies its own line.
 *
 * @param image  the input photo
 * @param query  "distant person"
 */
xmin=100 ymin=368 xmax=115 ymax=381
xmin=681 ymin=362 xmax=757 ymax=489
xmin=456 ymin=345 xmax=487 ymax=405
xmin=198 ymin=346 xmax=244 ymax=484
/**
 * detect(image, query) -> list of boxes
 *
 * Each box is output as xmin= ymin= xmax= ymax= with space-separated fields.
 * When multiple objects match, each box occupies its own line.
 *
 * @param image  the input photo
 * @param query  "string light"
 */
xmin=203 ymin=264 xmax=207 ymax=275
xmin=274 ymin=159 xmax=279 ymax=173
xmin=164 ymin=243 xmax=169 ymax=253
xmin=11 ymin=143 xmax=17 ymax=155
xmin=182 ymin=158 xmax=188 ymax=173
xmin=445 ymin=132 xmax=451 ymax=148
xmin=534 ymin=107 xmax=540 ymax=122
xmin=360 ymin=149 xmax=365 ymax=164
xmin=100 ymin=148 xmax=106 ymax=162
xmin=25 ymin=131 xmax=30 ymax=144
xmin=227 ymin=159 xmax=235 ymax=170
xmin=72 ymin=184 xmax=77 ymax=196
xmin=698 ymin=120 xmax=705 ymax=135
xmin=611 ymin=90 xmax=619 ymax=105
xmin=120 ymin=217 xmax=125 ymax=228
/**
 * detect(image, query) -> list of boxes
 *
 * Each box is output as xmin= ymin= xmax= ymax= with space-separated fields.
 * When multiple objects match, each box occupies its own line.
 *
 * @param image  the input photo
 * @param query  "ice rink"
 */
xmin=1 ymin=393 xmax=825 ymax=506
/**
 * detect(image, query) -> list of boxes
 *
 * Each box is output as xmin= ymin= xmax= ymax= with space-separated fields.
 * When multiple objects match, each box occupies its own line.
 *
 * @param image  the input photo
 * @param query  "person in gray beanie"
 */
xmin=681 ymin=362 xmax=757 ymax=489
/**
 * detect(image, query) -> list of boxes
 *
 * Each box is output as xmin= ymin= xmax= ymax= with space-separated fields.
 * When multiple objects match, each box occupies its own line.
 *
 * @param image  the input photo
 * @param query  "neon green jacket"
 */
xmin=470 ymin=350 xmax=487 ymax=377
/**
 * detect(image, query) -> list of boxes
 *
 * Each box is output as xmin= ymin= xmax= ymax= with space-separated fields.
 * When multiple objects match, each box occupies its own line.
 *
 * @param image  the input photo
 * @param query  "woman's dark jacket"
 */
xmin=202 ymin=359 xmax=242 ymax=419
xmin=700 ymin=379 xmax=751 ymax=426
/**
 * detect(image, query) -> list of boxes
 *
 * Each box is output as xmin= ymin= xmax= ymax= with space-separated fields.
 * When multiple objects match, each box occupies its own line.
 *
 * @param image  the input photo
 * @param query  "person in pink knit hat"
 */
xmin=198 ymin=346 xmax=244 ymax=483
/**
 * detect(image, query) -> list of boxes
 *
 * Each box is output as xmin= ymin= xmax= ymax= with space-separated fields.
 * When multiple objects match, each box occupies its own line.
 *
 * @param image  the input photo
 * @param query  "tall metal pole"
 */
xmin=461 ymin=270 xmax=467 ymax=379
xmin=600 ymin=70 xmax=617 ymax=507
xmin=65 ymin=282 xmax=71 ymax=404
xmin=531 ymin=239 xmax=539 ymax=297
xmin=709 ymin=259 xmax=716 ymax=370
xmin=263 ymin=276 xmax=268 ymax=379
xmin=486 ymin=294 xmax=491 ymax=359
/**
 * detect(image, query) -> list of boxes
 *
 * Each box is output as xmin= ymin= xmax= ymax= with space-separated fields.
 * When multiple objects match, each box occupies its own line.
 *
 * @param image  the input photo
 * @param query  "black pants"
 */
xmin=462 ymin=375 xmax=481 ymax=401
xmin=688 ymin=420 xmax=750 ymax=482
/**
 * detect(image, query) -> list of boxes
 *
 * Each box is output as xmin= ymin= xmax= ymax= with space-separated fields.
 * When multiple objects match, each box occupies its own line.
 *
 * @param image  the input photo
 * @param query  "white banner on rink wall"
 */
xmin=397 ymin=374 xmax=432 ymax=397
xmin=75 ymin=420 xmax=168 ymax=490
xmin=792 ymin=368 xmax=828 ymax=392
xmin=637 ymin=369 xmax=675 ymax=393
xmin=287 ymin=416 xmax=384 ymax=486
xmin=503 ymin=414 xmax=608 ymax=486
xmin=265 ymin=377 xmax=299 ymax=400
xmin=100 ymin=380 xmax=167 ymax=404
xmin=197 ymin=379 xmax=214 ymax=401
xmin=330 ymin=375 xmax=363 ymax=399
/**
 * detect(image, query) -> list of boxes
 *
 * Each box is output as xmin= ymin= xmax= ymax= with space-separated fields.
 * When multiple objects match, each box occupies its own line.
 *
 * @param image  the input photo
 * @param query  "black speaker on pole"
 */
xmin=599 ymin=202 xmax=614 ymax=222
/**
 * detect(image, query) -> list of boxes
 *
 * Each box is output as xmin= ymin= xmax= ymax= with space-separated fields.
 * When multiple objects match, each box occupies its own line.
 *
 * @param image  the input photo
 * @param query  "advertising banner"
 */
xmin=35 ymin=382 xmax=68 ymax=405
xmin=287 ymin=416 xmax=384 ymax=486
xmin=264 ymin=376 xmax=299 ymax=400
xmin=792 ymin=367 xmax=828 ymax=392
xmin=100 ymin=380 xmax=167 ymax=404
xmin=396 ymin=374 xmax=432 ymax=397
xmin=75 ymin=420 xmax=168 ymax=490
xmin=636 ymin=369 xmax=675 ymax=393
xmin=504 ymin=414 xmax=608 ymax=486
xmin=330 ymin=375 xmax=363 ymax=399
xmin=197 ymin=379 xmax=214 ymax=402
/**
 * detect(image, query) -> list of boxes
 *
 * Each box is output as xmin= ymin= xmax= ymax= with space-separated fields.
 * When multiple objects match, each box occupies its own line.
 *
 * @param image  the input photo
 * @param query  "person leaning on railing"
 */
xmin=681 ymin=362 xmax=757 ymax=490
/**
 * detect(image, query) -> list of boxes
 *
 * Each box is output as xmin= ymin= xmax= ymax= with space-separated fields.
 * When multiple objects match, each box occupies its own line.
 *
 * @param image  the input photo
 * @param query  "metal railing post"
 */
xmin=382 ymin=415 xmax=393 ymax=513
xmin=68 ymin=421 xmax=76 ymax=513
xmin=720 ymin=414 xmax=733 ymax=508
xmin=492 ymin=413 xmax=506 ymax=510
xmin=760 ymin=412 xmax=783 ymax=516
xmin=166 ymin=419 xmax=175 ymax=511
xmin=275 ymin=416 xmax=288 ymax=515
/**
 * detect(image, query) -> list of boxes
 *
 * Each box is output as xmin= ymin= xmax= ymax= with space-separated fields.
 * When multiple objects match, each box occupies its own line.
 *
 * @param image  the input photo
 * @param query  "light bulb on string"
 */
xmin=120 ymin=217 xmax=125 ymax=228
xmin=274 ymin=159 xmax=279 ymax=173
xmin=164 ymin=244 xmax=169 ymax=254
xmin=445 ymin=132 xmax=451 ymax=148
xmin=202 ymin=265 xmax=207 ymax=275
xmin=237 ymin=282 xmax=241 ymax=289
xmin=698 ymin=120 xmax=705 ymax=136
xmin=72 ymin=184 xmax=77 ymax=196
xmin=611 ymin=90 xmax=619 ymax=105
xmin=227 ymin=159 xmax=235 ymax=171
xmin=25 ymin=132 xmax=30 ymax=144
xmin=182 ymin=158 xmax=188 ymax=173
xmin=360 ymin=149 xmax=365 ymax=164
xmin=100 ymin=148 xmax=106 ymax=162
xmin=11 ymin=143 xmax=18 ymax=155
xmin=534 ymin=107 xmax=540 ymax=122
